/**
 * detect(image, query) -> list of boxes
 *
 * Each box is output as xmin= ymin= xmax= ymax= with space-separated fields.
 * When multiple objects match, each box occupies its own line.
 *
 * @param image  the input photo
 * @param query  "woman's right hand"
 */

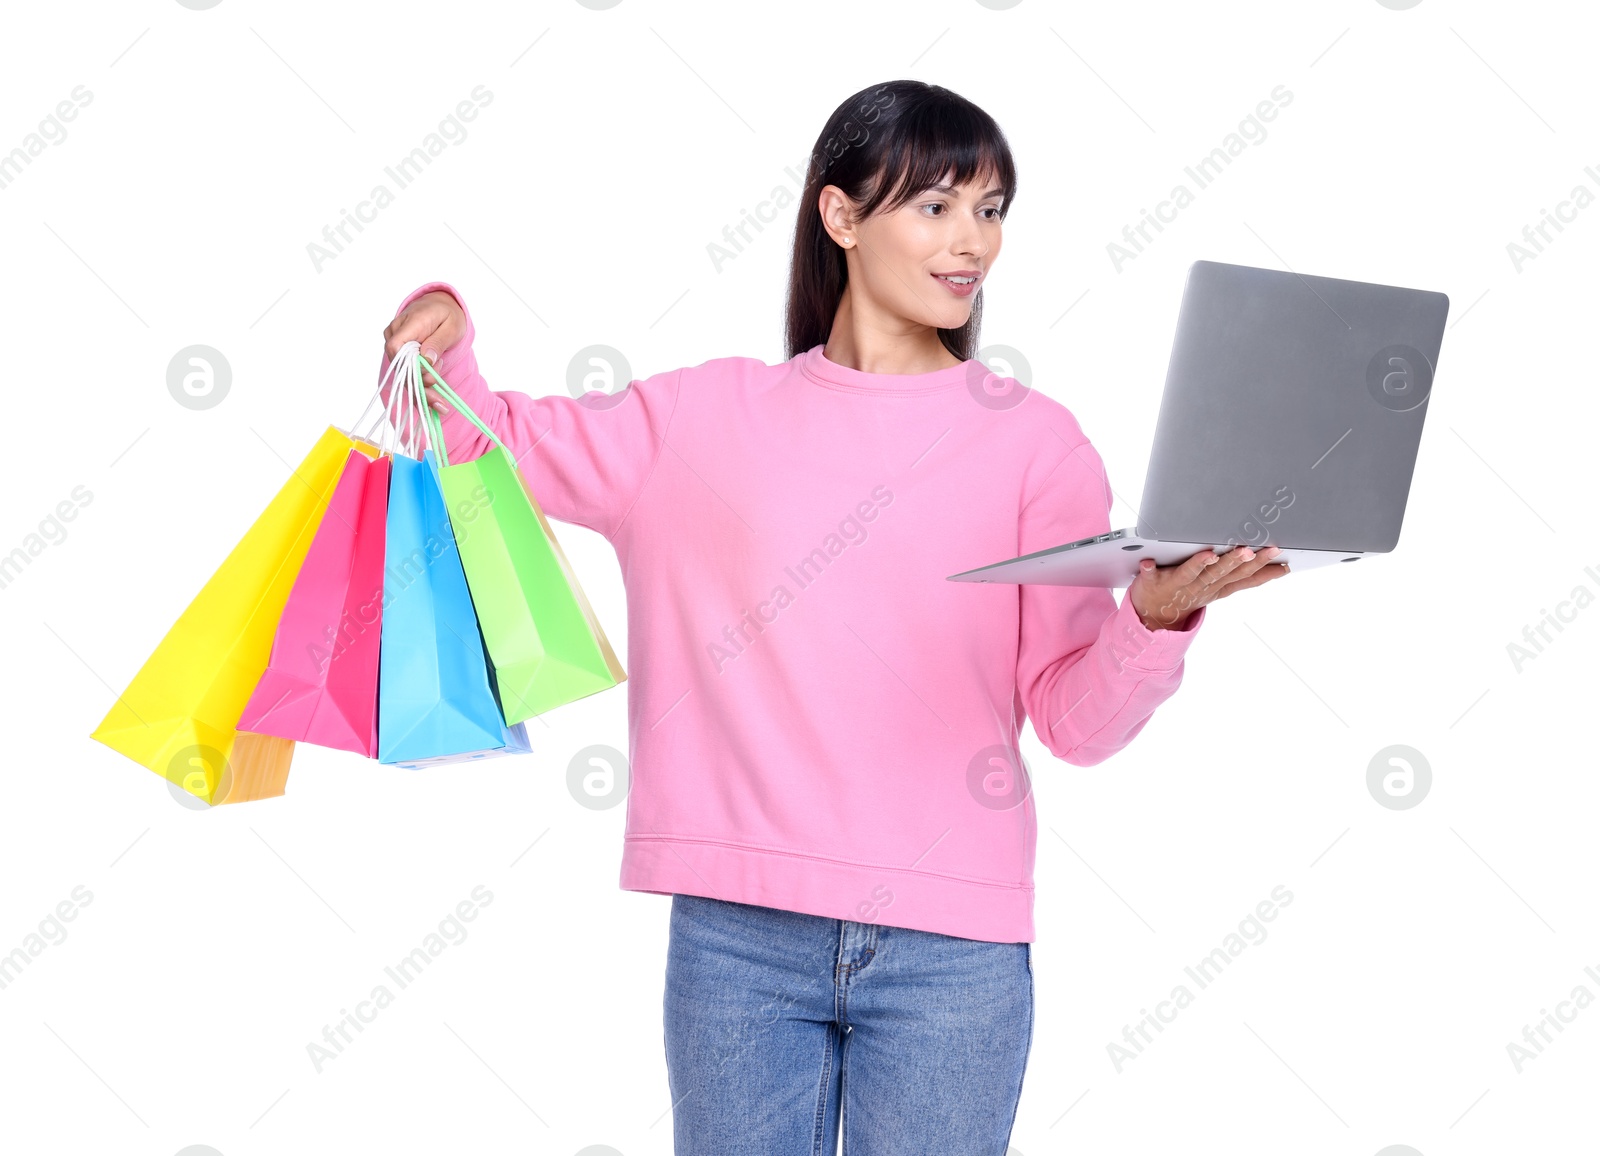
xmin=382 ymin=289 xmax=466 ymax=410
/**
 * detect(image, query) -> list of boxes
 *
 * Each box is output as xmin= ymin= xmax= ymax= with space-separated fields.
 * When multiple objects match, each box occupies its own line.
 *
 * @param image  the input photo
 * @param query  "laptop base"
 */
xmin=946 ymin=528 xmax=1365 ymax=589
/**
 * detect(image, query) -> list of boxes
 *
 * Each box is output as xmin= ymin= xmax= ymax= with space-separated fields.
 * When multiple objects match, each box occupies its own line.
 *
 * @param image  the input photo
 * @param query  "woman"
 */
xmin=381 ymin=79 xmax=1286 ymax=1155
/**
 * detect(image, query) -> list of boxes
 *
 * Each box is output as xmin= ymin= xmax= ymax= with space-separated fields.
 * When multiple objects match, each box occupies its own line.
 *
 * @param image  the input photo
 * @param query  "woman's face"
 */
xmin=823 ymin=168 xmax=1005 ymax=332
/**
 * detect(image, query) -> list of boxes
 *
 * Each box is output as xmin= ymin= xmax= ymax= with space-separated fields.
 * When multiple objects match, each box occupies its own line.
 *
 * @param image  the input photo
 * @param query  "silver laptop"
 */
xmin=948 ymin=259 xmax=1450 ymax=588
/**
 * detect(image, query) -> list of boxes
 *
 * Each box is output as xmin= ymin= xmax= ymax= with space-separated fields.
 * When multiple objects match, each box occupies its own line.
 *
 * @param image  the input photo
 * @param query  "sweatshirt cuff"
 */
xmin=1110 ymin=589 xmax=1205 ymax=673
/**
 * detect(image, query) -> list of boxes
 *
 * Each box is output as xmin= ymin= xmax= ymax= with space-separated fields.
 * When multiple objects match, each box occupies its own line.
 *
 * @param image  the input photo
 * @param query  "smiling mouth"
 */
xmin=934 ymin=274 xmax=979 ymax=285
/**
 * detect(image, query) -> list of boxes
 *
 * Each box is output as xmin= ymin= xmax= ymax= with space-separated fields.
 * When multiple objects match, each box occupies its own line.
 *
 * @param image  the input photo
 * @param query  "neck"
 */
xmin=823 ymin=283 xmax=963 ymax=375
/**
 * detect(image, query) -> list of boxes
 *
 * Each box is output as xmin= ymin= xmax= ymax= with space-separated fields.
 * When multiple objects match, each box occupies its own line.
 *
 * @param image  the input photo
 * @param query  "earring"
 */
xmin=842 ymin=237 xmax=853 ymax=247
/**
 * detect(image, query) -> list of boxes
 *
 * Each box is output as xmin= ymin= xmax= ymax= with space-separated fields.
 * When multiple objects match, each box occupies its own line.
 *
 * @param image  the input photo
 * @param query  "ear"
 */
xmin=817 ymin=184 xmax=857 ymax=247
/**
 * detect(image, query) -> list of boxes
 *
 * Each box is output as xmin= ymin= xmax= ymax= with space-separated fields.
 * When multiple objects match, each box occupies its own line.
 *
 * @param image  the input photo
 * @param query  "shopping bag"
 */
xmin=388 ymin=713 xmax=531 ymax=770
xmin=376 ymin=362 xmax=532 ymax=765
xmin=416 ymin=353 xmax=626 ymax=725
xmin=91 ymin=424 xmax=374 ymax=804
xmin=236 ymin=447 xmax=390 ymax=756
xmin=237 ymin=357 xmax=408 ymax=759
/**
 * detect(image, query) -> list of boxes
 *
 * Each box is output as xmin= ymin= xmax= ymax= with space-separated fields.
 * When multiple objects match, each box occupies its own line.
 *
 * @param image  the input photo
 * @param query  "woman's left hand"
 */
xmin=1127 ymin=545 xmax=1290 ymax=631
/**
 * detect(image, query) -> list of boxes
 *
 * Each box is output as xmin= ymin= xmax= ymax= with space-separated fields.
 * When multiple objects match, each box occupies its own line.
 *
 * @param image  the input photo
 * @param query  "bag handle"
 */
xmin=407 ymin=351 xmax=445 ymax=465
xmin=384 ymin=348 xmax=410 ymax=458
xmin=377 ymin=340 xmax=428 ymax=459
xmin=364 ymin=344 xmax=415 ymax=449
xmin=412 ymin=353 xmax=509 ymax=468
xmin=415 ymin=356 xmax=448 ymax=466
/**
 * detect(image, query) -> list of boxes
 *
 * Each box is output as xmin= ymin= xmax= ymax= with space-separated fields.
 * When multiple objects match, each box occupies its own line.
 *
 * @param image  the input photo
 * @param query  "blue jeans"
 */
xmin=663 ymin=893 xmax=1033 ymax=1155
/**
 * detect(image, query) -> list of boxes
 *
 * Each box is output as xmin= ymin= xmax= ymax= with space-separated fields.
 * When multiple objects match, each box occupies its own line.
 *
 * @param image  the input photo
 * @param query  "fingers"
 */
xmin=382 ymin=312 xmax=430 ymax=362
xmin=1137 ymin=548 xmax=1232 ymax=624
xmin=416 ymin=318 xmax=450 ymax=387
xmin=381 ymin=293 xmax=467 ymax=418
xmin=1213 ymin=547 xmax=1287 ymax=591
xmin=1210 ymin=560 xmax=1290 ymax=600
xmin=423 ymin=385 xmax=452 ymax=414
xmin=1164 ymin=545 xmax=1281 ymax=612
xmin=1173 ymin=547 xmax=1224 ymax=586
xmin=1198 ymin=545 xmax=1278 ymax=586
xmin=382 ymin=301 xmax=451 ymax=376
xmin=381 ymin=327 xmax=450 ymax=416
xmin=1138 ymin=545 xmax=1287 ymax=626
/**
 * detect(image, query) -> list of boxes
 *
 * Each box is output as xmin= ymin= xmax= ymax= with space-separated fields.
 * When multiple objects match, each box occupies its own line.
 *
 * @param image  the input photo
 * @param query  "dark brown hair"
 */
xmin=784 ymin=80 xmax=1018 ymax=362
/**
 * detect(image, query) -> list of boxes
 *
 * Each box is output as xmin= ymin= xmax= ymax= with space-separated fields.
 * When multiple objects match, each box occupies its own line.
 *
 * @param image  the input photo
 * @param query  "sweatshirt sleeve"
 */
xmin=379 ymin=281 xmax=681 ymax=540
xmin=1015 ymin=435 xmax=1206 ymax=766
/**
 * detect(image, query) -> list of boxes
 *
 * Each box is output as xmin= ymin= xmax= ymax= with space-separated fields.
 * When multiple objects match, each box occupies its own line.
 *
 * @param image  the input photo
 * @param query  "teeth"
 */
xmin=938 ymin=275 xmax=976 ymax=284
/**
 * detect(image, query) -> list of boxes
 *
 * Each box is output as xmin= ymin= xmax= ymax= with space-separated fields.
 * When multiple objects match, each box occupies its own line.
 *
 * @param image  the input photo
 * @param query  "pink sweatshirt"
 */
xmin=387 ymin=282 xmax=1206 ymax=943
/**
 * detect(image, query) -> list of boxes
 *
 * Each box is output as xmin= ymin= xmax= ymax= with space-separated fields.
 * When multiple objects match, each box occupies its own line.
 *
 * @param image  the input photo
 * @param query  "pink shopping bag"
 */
xmin=237 ymin=446 xmax=390 ymax=756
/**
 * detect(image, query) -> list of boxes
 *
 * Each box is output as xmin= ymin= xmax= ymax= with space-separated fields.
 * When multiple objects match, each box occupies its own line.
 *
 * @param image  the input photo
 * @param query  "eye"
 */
xmin=921 ymin=201 xmax=946 ymax=216
xmin=980 ymin=205 xmax=1001 ymax=220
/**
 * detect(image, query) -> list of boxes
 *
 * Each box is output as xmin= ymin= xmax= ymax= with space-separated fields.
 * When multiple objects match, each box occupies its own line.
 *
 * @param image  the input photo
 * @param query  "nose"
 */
xmin=951 ymin=212 xmax=988 ymax=261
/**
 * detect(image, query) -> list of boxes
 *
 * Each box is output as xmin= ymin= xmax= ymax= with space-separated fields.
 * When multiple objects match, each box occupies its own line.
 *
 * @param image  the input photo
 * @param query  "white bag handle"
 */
xmin=408 ymin=348 xmax=440 ymax=464
xmin=379 ymin=341 xmax=424 ymax=459
xmin=358 ymin=343 xmax=414 ymax=446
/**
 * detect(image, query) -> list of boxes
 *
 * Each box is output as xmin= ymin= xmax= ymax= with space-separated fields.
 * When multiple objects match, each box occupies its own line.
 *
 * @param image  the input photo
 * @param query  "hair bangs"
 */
xmin=862 ymin=103 xmax=1017 ymax=220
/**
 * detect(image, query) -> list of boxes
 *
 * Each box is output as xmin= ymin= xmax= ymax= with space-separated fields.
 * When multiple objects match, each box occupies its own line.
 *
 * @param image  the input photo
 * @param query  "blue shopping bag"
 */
xmin=377 ymin=448 xmax=530 ymax=766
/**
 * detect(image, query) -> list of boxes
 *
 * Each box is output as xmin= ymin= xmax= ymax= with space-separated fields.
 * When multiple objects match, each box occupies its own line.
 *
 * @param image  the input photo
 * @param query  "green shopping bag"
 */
xmin=409 ymin=351 xmax=626 ymax=724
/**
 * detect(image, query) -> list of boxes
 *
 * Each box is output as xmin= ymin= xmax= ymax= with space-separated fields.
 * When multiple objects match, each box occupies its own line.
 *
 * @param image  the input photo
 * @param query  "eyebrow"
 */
xmin=927 ymin=184 xmax=1005 ymax=199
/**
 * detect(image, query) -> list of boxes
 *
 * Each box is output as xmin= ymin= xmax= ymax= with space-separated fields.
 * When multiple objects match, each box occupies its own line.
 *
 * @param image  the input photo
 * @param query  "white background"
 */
xmin=1 ymin=1 xmax=1595 ymax=1154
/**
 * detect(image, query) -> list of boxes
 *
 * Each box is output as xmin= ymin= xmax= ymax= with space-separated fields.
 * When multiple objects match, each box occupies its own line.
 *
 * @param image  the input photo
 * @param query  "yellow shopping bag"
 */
xmin=92 ymin=426 xmax=378 ymax=805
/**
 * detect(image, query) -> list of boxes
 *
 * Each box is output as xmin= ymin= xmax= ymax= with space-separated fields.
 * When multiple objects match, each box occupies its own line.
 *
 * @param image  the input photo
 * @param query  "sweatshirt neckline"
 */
xmin=798 ymin=344 xmax=977 ymax=395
